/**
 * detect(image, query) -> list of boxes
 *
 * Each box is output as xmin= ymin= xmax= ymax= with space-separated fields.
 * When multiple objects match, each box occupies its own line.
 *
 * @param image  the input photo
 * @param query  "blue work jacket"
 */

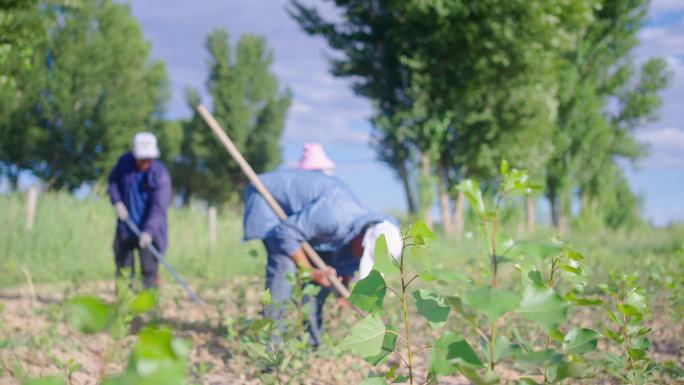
xmin=107 ymin=152 xmax=172 ymax=252
xmin=243 ymin=170 xmax=389 ymax=259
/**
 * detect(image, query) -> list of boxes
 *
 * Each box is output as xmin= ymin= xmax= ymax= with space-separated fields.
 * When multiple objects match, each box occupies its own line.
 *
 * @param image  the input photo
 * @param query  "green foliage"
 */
xmin=0 ymin=0 xmax=168 ymax=190
xmin=546 ymin=0 xmax=672 ymax=230
xmin=0 ymin=192 xmax=263 ymax=288
xmin=412 ymin=290 xmax=450 ymax=329
xmin=167 ymin=28 xmax=291 ymax=205
xmin=337 ymin=163 xmax=673 ymax=384
xmin=103 ymin=326 xmax=190 ymax=385
xmin=349 ymin=270 xmax=387 ymax=314
xmin=516 ymin=286 xmax=568 ymax=331
xmin=463 ymin=288 xmax=520 ymax=323
xmin=429 ymin=332 xmax=483 ymax=376
xmin=338 ymin=314 xmax=386 ymax=357
xmin=65 ymin=296 xmax=113 ymax=333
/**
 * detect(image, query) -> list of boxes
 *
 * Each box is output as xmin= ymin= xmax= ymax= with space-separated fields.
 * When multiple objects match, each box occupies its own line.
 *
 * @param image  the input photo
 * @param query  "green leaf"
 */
xmin=508 ymin=241 xmax=563 ymax=261
xmin=408 ymin=221 xmax=435 ymax=242
xmin=373 ymin=235 xmax=395 ymax=275
xmin=627 ymin=291 xmax=646 ymax=312
xmin=463 ymin=287 xmax=520 ymax=322
xmin=23 ymin=378 xmax=66 ymax=385
xmin=261 ymin=289 xmax=272 ymax=306
xmin=495 ymin=337 xmax=520 ymax=363
xmin=65 ymin=296 xmax=113 ymax=333
xmin=603 ymin=328 xmax=623 ymax=344
xmin=131 ymin=290 xmax=158 ymax=315
xmin=456 ymin=179 xmax=485 ymax=215
xmin=129 ymin=326 xmax=189 ymax=385
xmin=486 ymin=335 xmax=521 ymax=363
xmin=349 ymin=270 xmax=386 ymax=314
xmin=249 ymin=319 xmax=273 ymax=333
xmin=563 ymin=328 xmax=600 ymax=354
xmin=617 ymin=304 xmax=640 ymax=317
xmin=359 ymin=377 xmax=388 ymax=385
xmin=565 ymin=248 xmax=584 ymax=261
xmin=560 ymin=264 xmax=582 ymax=276
xmin=514 ymin=349 xmax=564 ymax=365
xmin=136 ymin=327 xmax=178 ymax=360
xmin=500 ymin=160 xmax=509 ymax=176
xmin=412 ymin=290 xmax=450 ymax=329
xmin=527 ymin=270 xmax=542 ymax=285
xmin=364 ymin=326 xmax=398 ymax=366
xmin=419 ymin=269 xmax=471 ymax=284
xmin=565 ymin=292 xmax=604 ymax=306
xmin=517 ymin=286 xmax=568 ymax=331
xmin=429 ymin=332 xmax=483 ymax=376
xmin=338 ymin=314 xmax=385 ymax=357
xmin=244 ymin=342 xmax=271 ymax=361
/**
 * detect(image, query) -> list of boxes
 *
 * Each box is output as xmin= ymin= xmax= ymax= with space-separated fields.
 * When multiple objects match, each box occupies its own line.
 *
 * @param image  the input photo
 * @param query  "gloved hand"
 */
xmin=139 ymin=232 xmax=153 ymax=248
xmin=310 ymin=266 xmax=336 ymax=288
xmin=114 ymin=202 xmax=128 ymax=221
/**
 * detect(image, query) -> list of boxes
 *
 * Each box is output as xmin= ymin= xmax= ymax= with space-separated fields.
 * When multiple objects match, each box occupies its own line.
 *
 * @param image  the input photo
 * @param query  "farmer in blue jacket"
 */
xmin=243 ymin=169 xmax=403 ymax=346
xmin=107 ymin=132 xmax=172 ymax=288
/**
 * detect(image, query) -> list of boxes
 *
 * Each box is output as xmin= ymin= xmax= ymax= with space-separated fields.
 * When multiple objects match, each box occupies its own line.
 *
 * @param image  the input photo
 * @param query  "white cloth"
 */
xmin=132 ymin=132 xmax=160 ymax=159
xmin=359 ymin=220 xmax=403 ymax=278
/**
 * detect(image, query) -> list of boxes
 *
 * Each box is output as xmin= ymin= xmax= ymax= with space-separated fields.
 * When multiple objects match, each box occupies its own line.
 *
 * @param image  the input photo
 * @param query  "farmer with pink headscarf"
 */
xmin=297 ymin=143 xmax=335 ymax=175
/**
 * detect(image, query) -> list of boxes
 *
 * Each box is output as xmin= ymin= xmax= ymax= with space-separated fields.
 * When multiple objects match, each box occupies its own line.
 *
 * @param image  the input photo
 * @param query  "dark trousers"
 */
xmin=263 ymin=239 xmax=334 ymax=347
xmin=113 ymin=233 xmax=159 ymax=288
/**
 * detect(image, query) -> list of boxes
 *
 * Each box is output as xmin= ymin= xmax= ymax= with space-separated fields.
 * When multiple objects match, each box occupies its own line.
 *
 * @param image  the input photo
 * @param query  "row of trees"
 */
xmin=289 ymin=0 xmax=671 ymax=232
xmin=1 ymin=0 xmax=671 ymax=231
xmin=0 ymin=0 xmax=289 ymax=205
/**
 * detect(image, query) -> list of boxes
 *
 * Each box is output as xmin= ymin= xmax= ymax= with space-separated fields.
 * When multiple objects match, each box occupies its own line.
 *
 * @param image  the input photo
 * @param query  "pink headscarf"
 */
xmin=297 ymin=142 xmax=335 ymax=172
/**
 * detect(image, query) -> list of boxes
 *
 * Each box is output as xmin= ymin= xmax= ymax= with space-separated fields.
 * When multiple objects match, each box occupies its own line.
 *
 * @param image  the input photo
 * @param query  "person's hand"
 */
xmin=334 ymin=296 xmax=351 ymax=310
xmin=139 ymin=232 xmax=153 ymax=248
xmin=310 ymin=266 xmax=336 ymax=287
xmin=114 ymin=202 xmax=128 ymax=221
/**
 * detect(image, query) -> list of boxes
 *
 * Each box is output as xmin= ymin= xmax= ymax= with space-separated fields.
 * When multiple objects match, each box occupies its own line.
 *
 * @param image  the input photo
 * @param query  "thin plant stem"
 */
xmin=399 ymin=250 xmax=414 ymax=384
xmin=404 ymin=274 xmax=419 ymax=289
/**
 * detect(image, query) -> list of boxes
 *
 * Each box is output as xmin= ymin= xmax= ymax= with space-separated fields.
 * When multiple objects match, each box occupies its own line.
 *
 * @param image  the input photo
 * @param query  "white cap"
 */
xmin=132 ymin=132 xmax=160 ymax=159
xmin=359 ymin=220 xmax=403 ymax=279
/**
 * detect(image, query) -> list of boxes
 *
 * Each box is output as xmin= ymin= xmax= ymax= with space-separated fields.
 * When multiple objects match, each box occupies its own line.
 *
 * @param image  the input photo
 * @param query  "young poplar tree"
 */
xmin=545 ymin=0 xmax=671 ymax=231
xmin=182 ymin=29 xmax=291 ymax=206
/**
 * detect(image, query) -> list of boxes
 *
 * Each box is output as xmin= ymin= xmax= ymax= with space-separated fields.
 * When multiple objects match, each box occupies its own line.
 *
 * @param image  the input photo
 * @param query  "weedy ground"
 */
xmin=1 ymin=193 xmax=683 ymax=384
xmin=0 ymin=272 xmax=681 ymax=384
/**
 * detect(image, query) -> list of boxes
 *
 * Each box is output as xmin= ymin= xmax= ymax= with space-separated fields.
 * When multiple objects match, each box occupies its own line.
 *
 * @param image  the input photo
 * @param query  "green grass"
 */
xmin=2 ymin=191 xmax=682 ymax=299
xmin=0 ymin=192 xmax=264 ymax=288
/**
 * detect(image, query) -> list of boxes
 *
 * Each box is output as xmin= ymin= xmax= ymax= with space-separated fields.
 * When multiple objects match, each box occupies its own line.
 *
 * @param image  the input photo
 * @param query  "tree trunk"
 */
xmin=557 ymin=190 xmax=570 ymax=237
xmin=397 ymin=160 xmax=417 ymax=216
xmin=420 ymin=152 xmax=433 ymax=229
xmin=437 ymin=166 xmax=452 ymax=234
xmin=525 ymin=195 xmax=536 ymax=233
xmin=453 ymin=191 xmax=465 ymax=241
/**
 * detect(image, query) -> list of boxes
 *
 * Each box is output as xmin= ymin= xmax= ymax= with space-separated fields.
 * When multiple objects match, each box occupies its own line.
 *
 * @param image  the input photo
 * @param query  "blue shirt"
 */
xmin=108 ymin=152 xmax=173 ymax=252
xmin=243 ymin=169 xmax=391 ymax=258
xmin=128 ymin=171 xmax=151 ymax=228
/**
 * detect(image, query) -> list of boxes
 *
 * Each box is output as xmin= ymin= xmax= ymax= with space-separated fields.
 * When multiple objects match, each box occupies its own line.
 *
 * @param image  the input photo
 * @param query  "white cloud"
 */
xmin=649 ymin=0 xmax=684 ymax=17
xmin=636 ymin=127 xmax=684 ymax=167
xmin=127 ymin=0 xmax=372 ymax=146
xmin=637 ymin=127 xmax=684 ymax=148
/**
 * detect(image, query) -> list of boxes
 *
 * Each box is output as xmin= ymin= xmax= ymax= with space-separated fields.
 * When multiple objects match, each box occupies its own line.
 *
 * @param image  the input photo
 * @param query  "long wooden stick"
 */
xmin=197 ymin=104 xmax=352 ymax=299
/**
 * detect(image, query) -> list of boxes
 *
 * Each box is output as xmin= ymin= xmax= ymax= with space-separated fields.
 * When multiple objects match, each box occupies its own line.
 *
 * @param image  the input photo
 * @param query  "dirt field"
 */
xmin=1 ymin=278 xmax=682 ymax=385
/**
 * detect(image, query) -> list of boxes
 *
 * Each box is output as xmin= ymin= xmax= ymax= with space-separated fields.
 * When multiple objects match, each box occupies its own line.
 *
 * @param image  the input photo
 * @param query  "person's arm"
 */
xmin=270 ymin=198 xmax=337 ymax=286
xmin=141 ymin=165 xmax=172 ymax=237
xmin=107 ymin=157 xmax=124 ymax=204
xmin=290 ymin=246 xmax=336 ymax=287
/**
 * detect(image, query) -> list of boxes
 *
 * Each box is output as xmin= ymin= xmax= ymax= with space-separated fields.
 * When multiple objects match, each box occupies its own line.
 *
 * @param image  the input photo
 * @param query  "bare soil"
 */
xmin=0 ymin=278 xmax=681 ymax=385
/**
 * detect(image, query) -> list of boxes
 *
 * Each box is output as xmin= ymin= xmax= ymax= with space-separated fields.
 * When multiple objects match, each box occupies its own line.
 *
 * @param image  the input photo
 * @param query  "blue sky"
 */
xmin=127 ymin=0 xmax=684 ymax=225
